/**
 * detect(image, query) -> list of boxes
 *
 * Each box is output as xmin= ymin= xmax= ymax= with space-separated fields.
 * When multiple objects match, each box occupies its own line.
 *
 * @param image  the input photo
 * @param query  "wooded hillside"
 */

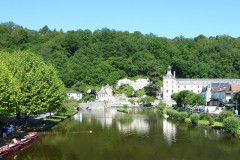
xmin=1 ymin=22 xmax=240 ymax=89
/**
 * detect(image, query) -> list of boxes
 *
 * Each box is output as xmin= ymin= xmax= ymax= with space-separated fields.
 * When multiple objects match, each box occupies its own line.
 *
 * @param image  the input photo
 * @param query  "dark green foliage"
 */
xmin=116 ymin=84 xmax=134 ymax=97
xmin=0 ymin=22 xmax=240 ymax=89
xmin=140 ymin=96 xmax=154 ymax=106
xmin=166 ymin=109 xmax=179 ymax=119
xmin=178 ymin=112 xmax=188 ymax=121
xmin=83 ymin=93 xmax=96 ymax=102
xmin=218 ymin=111 xmax=234 ymax=122
xmin=125 ymin=86 xmax=134 ymax=97
xmin=223 ymin=117 xmax=240 ymax=134
xmin=171 ymin=90 xmax=205 ymax=106
xmin=135 ymin=89 xmax=146 ymax=98
xmin=199 ymin=113 xmax=208 ymax=120
xmin=190 ymin=113 xmax=200 ymax=124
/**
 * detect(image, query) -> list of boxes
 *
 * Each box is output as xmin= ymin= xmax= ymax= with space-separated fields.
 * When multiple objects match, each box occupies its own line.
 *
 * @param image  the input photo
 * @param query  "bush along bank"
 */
xmin=157 ymin=105 xmax=240 ymax=135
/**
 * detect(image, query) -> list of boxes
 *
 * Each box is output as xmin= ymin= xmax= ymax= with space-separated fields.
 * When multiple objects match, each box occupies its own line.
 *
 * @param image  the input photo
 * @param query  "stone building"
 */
xmin=163 ymin=66 xmax=240 ymax=105
xmin=96 ymin=84 xmax=115 ymax=103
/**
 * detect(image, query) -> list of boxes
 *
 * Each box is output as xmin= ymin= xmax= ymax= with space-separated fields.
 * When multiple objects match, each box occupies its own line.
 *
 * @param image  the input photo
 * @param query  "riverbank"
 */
xmin=0 ymin=110 xmax=78 ymax=147
xmin=160 ymin=107 xmax=240 ymax=135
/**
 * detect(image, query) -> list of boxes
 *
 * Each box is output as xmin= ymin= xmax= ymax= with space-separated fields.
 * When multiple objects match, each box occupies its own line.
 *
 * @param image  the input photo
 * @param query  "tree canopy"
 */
xmin=171 ymin=90 xmax=205 ymax=106
xmin=0 ymin=50 xmax=66 ymax=126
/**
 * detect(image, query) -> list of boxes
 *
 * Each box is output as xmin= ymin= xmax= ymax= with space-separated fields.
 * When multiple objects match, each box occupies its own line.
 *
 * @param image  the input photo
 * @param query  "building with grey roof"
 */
xmin=163 ymin=66 xmax=240 ymax=105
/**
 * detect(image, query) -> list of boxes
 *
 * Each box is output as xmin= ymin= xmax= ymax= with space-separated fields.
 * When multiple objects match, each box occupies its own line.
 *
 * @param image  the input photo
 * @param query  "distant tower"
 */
xmin=163 ymin=66 xmax=176 ymax=100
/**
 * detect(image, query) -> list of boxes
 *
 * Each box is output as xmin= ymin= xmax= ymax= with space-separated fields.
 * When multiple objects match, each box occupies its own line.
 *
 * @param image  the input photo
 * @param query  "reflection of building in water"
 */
xmin=74 ymin=108 xmax=117 ymax=128
xmin=74 ymin=112 xmax=83 ymax=123
xmin=163 ymin=119 xmax=177 ymax=145
xmin=117 ymin=118 xmax=149 ymax=134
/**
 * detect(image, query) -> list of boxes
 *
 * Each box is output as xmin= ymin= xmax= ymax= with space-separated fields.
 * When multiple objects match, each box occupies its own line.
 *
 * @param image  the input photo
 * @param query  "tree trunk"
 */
xmin=24 ymin=115 xmax=29 ymax=129
xmin=16 ymin=112 xmax=21 ymax=119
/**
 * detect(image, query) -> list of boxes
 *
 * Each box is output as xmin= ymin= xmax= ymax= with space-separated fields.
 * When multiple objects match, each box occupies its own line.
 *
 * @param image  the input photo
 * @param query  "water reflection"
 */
xmin=74 ymin=108 xmax=150 ymax=134
xmin=117 ymin=118 xmax=149 ymax=134
xmin=163 ymin=119 xmax=177 ymax=145
xmin=8 ymin=108 xmax=240 ymax=160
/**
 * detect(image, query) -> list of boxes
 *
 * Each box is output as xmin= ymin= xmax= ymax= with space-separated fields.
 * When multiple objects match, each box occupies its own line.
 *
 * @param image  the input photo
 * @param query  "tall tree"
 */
xmin=0 ymin=51 xmax=65 ymax=127
xmin=0 ymin=62 xmax=20 ymax=115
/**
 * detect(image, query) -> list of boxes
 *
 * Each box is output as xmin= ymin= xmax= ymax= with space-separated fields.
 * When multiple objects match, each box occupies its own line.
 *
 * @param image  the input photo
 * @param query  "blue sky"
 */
xmin=1 ymin=0 xmax=240 ymax=38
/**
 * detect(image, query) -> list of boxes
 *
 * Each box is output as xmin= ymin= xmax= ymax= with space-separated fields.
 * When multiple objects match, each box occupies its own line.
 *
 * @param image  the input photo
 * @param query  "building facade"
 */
xmin=96 ymin=84 xmax=115 ymax=103
xmin=66 ymin=90 xmax=82 ymax=101
xmin=163 ymin=66 xmax=240 ymax=104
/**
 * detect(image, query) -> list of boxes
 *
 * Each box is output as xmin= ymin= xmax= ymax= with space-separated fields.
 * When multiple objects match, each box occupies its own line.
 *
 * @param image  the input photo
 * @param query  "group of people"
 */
xmin=2 ymin=124 xmax=14 ymax=138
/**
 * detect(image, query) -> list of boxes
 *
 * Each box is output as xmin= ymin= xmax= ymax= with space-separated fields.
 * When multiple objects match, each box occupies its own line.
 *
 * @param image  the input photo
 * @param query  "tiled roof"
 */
xmin=231 ymin=84 xmax=240 ymax=91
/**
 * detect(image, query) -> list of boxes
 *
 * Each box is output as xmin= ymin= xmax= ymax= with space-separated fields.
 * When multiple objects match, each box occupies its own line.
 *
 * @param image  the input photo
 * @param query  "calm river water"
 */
xmin=7 ymin=108 xmax=240 ymax=160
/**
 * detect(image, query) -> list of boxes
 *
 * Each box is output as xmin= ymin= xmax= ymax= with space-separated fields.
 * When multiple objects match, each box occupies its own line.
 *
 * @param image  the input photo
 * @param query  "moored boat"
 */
xmin=0 ymin=132 xmax=38 ymax=159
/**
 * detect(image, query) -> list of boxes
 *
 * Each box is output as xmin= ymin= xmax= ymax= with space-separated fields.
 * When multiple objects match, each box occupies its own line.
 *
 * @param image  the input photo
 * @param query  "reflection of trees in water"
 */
xmin=119 ymin=118 xmax=133 ymax=125
xmin=217 ymin=136 xmax=240 ymax=153
xmin=163 ymin=119 xmax=177 ymax=145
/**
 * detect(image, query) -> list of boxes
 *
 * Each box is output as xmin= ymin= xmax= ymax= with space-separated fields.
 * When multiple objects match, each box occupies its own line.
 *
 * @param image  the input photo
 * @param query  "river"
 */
xmin=7 ymin=108 xmax=240 ymax=160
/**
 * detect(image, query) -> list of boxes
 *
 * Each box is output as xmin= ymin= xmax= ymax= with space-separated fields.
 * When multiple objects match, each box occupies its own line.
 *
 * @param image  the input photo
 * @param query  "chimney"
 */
xmin=174 ymin=71 xmax=176 ymax=78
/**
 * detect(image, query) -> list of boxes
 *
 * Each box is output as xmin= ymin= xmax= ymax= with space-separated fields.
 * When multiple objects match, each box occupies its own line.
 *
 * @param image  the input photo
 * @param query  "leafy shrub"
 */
xmin=123 ymin=104 xmax=128 ymax=109
xmin=125 ymin=86 xmax=134 ymax=97
xmin=178 ymin=112 xmax=188 ymax=121
xmin=190 ymin=113 xmax=200 ymax=124
xmin=218 ymin=111 xmax=233 ymax=122
xmin=135 ymin=89 xmax=146 ymax=98
xmin=166 ymin=109 xmax=179 ymax=119
xmin=166 ymin=109 xmax=173 ymax=116
xmin=208 ymin=117 xmax=215 ymax=125
xmin=172 ymin=110 xmax=179 ymax=119
xmin=157 ymin=103 xmax=166 ymax=113
xmin=200 ymin=113 xmax=207 ymax=120
xmin=223 ymin=117 xmax=240 ymax=134
xmin=129 ymin=99 xmax=135 ymax=105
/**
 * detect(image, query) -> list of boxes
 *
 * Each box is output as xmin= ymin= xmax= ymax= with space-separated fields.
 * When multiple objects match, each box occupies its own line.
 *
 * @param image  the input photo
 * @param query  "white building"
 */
xmin=163 ymin=66 xmax=240 ymax=104
xmin=96 ymin=84 xmax=115 ymax=103
xmin=66 ymin=90 xmax=82 ymax=101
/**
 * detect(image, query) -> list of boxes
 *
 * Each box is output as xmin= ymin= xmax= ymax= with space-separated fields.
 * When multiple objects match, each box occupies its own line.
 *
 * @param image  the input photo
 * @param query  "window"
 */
xmin=166 ymin=90 xmax=168 ymax=93
xmin=198 ymin=85 xmax=199 ymax=88
xmin=166 ymin=81 xmax=168 ymax=84
xmin=198 ymin=90 xmax=199 ymax=93
xmin=172 ymin=90 xmax=174 ymax=93
xmin=184 ymin=85 xmax=186 ymax=88
xmin=178 ymin=85 xmax=179 ymax=88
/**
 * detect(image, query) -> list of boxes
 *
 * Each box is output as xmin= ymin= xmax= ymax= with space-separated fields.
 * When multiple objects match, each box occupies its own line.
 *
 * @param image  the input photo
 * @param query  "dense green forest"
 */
xmin=1 ymin=22 xmax=240 ymax=90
